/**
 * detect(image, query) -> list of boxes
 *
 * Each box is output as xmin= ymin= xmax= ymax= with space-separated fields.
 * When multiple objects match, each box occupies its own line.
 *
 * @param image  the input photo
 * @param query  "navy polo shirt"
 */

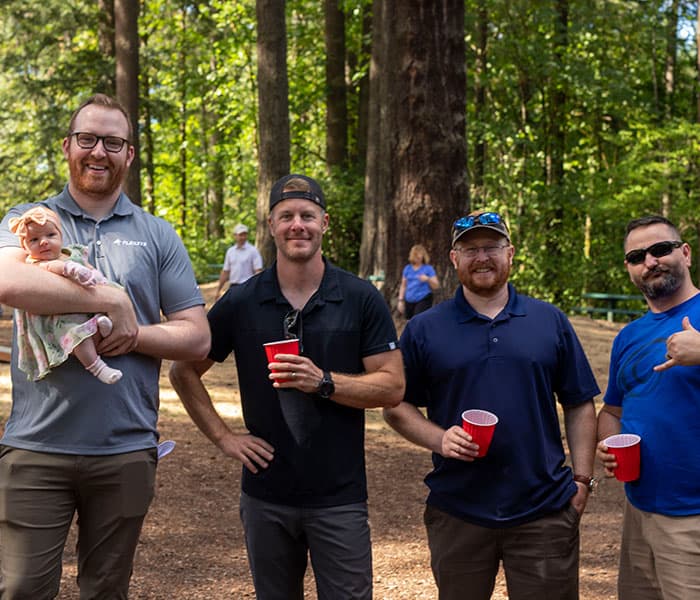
xmin=208 ymin=258 xmax=399 ymax=507
xmin=401 ymin=283 xmax=599 ymax=527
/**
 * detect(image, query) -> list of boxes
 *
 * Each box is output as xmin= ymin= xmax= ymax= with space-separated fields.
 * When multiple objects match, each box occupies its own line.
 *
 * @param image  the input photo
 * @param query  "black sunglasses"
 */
xmin=283 ymin=309 xmax=303 ymax=351
xmin=624 ymin=240 xmax=683 ymax=265
xmin=453 ymin=212 xmax=502 ymax=231
xmin=69 ymin=132 xmax=130 ymax=153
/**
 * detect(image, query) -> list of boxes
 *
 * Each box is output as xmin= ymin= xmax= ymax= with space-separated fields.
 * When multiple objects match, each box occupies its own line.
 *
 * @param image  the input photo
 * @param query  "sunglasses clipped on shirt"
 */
xmin=283 ymin=308 xmax=303 ymax=352
xmin=624 ymin=240 xmax=683 ymax=265
xmin=453 ymin=212 xmax=503 ymax=232
xmin=69 ymin=132 xmax=130 ymax=153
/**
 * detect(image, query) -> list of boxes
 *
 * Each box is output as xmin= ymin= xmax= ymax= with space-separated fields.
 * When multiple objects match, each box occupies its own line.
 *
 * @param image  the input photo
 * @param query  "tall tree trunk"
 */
xmin=324 ymin=0 xmax=347 ymax=168
xmin=664 ymin=0 xmax=679 ymax=118
xmin=97 ymin=0 xmax=116 ymax=95
xmin=359 ymin=0 xmax=391 ymax=281
xmin=203 ymin=110 xmax=225 ymax=242
xmin=115 ymin=0 xmax=141 ymax=205
xmin=141 ymin=35 xmax=155 ymax=213
xmin=661 ymin=0 xmax=680 ymax=217
xmin=177 ymin=4 xmax=188 ymax=232
xmin=472 ymin=0 xmax=488 ymax=201
xmin=256 ymin=0 xmax=291 ymax=265
xmin=354 ymin=7 xmax=372 ymax=169
xmin=362 ymin=0 xmax=467 ymax=305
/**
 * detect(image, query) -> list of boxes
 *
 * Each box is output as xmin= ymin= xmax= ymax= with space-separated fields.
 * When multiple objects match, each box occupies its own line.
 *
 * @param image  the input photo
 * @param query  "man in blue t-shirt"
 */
xmin=384 ymin=211 xmax=599 ymax=600
xmin=597 ymin=215 xmax=700 ymax=599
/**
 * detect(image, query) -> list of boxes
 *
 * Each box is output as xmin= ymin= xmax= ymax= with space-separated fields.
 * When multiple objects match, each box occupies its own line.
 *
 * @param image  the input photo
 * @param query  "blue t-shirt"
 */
xmin=402 ymin=263 xmax=436 ymax=303
xmin=604 ymin=293 xmax=700 ymax=516
xmin=401 ymin=283 xmax=600 ymax=528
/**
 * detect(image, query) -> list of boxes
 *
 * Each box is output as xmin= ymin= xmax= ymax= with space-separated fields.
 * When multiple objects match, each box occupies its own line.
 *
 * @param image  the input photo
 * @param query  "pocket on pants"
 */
xmin=120 ymin=452 xmax=156 ymax=518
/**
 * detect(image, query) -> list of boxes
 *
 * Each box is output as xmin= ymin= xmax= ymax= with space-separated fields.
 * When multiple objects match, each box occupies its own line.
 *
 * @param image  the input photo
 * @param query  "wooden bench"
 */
xmin=573 ymin=292 xmax=646 ymax=323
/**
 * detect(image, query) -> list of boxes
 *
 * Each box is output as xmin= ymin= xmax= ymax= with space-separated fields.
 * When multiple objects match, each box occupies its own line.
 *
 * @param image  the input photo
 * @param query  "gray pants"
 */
xmin=239 ymin=492 xmax=373 ymax=600
xmin=0 ymin=446 xmax=156 ymax=600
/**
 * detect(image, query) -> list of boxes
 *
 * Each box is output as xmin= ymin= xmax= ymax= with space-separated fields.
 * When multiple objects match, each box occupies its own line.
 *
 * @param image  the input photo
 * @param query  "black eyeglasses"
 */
xmin=453 ymin=212 xmax=502 ymax=231
xmin=69 ymin=132 xmax=130 ymax=153
xmin=283 ymin=309 xmax=303 ymax=351
xmin=624 ymin=240 xmax=683 ymax=265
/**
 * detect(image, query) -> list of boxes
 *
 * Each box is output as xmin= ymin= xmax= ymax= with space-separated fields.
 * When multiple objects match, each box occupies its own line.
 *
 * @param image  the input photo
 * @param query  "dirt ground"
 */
xmin=0 ymin=286 xmax=626 ymax=599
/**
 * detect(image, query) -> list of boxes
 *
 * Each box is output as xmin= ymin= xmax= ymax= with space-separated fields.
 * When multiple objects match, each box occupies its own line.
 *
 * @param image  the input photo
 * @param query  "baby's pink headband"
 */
xmin=8 ymin=206 xmax=62 ymax=245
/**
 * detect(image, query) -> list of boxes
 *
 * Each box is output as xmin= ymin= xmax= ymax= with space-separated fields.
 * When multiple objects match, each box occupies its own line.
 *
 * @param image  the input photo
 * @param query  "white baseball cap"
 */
xmin=233 ymin=224 xmax=249 ymax=235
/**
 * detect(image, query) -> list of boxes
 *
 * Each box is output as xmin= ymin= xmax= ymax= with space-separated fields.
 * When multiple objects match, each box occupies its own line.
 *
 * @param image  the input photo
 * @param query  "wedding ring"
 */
xmin=292 ymin=371 xmax=296 ymax=378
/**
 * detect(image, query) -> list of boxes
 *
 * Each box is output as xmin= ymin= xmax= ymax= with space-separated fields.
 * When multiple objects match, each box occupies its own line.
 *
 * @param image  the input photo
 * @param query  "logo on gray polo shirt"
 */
xmin=113 ymin=239 xmax=147 ymax=247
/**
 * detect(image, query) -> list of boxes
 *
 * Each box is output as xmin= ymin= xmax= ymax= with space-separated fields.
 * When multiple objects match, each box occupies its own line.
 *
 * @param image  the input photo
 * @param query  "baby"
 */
xmin=8 ymin=206 xmax=122 ymax=384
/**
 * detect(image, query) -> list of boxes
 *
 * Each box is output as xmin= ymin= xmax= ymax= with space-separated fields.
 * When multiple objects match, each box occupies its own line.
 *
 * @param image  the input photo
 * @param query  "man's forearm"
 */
xmin=597 ymin=405 xmax=622 ymax=441
xmin=0 ymin=253 xmax=126 ymax=316
xmin=384 ymin=402 xmax=445 ymax=454
xmin=135 ymin=306 xmax=210 ymax=361
xmin=564 ymin=400 xmax=597 ymax=477
xmin=169 ymin=359 xmax=232 ymax=448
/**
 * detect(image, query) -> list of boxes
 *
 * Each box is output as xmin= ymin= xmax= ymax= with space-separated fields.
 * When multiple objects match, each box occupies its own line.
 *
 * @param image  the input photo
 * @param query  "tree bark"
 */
xmin=97 ymin=0 xmax=116 ymax=95
xmin=472 ymin=0 xmax=488 ymax=200
xmin=359 ymin=0 xmax=391 ymax=281
xmin=256 ymin=0 xmax=291 ymax=265
xmin=115 ymin=0 xmax=141 ymax=205
xmin=324 ymin=0 xmax=348 ymax=168
xmin=361 ymin=0 xmax=467 ymax=306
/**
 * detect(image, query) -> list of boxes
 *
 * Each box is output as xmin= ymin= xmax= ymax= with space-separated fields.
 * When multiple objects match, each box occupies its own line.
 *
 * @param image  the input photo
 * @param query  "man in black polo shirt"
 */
xmin=170 ymin=174 xmax=404 ymax=600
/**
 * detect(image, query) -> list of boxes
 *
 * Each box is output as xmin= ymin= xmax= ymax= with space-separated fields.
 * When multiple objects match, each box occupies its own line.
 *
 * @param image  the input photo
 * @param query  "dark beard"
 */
xmin=637 ymin=266 xmax=683 ymax=299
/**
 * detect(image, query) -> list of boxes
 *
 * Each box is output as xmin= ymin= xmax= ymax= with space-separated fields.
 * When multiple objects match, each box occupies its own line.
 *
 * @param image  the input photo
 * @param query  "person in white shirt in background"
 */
xmin=216 ymin=223 xmax=263 ymax=297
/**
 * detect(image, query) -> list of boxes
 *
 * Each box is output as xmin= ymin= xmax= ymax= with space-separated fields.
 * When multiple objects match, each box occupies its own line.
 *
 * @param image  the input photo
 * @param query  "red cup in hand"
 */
xmin=462 ymin=409 xmax=499 ymax=458
xmin=263 ymin=339 xmax=300 ymax=383
xmin=603 ymin=433 xmax=641 ymax=482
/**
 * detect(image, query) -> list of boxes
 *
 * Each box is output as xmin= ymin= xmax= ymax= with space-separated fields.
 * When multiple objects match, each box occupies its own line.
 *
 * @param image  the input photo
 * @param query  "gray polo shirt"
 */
xmin=0 ymin=186 xmax=203 ymax=455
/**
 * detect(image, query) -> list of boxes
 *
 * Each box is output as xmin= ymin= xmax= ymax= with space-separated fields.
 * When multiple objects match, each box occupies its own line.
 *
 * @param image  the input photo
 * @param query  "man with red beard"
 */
xmin=384 ymin=211 xmax=598 ymax=600
xmin=0 ymin=94 xmax=210 ymax=598
xmin=170 ymin=174 xmax=404 ymax=600
xmin=597 ymin=215 xmax=700 ymax=599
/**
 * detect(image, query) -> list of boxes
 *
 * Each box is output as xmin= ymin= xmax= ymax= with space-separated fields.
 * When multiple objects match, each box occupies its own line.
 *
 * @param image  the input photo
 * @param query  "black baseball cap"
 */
xmin=269 ymin=174 xmax=326 ymax=211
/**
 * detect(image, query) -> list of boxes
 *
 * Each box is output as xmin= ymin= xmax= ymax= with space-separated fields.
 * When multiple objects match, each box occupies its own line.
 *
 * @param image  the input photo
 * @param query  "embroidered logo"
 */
xmin=113 ymin=238 xmax=147 ymax=247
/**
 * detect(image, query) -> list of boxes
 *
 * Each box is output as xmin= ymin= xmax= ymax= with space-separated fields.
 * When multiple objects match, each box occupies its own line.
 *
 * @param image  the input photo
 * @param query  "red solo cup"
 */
xmin=603 ymin=434 xmax=641 ymax=482
xmin=263 ymin=339 xmax=300 ymax=383
xmin=461 ymin=409 xmax=499 ymax=458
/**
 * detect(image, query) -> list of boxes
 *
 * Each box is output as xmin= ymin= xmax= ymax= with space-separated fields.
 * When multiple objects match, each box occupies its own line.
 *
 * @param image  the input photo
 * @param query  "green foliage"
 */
xmin=1 ymin=0 xmax=700 ymax=312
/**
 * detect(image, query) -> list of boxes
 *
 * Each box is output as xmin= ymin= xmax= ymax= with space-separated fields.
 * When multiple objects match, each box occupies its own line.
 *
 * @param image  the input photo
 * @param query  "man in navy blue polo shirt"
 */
xmin=170 ymin=174 xmax=404 ymax=600
xmin=384 ymin=211 xmax=599 ymax=600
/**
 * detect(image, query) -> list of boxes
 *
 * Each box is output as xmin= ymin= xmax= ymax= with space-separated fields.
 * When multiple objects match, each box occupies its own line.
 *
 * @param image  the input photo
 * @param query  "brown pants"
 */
xmin=0 ymin=446 xmax=157 ymax=599
xmin=619 ymin=499 xmax=700 ymax=600
xmin=424 ymin=503 xmax=580 ymax=600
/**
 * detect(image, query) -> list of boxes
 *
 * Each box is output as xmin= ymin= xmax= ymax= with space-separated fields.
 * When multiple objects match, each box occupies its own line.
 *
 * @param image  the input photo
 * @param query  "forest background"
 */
xmin=2 ymin=0 xmax=700 ymax=311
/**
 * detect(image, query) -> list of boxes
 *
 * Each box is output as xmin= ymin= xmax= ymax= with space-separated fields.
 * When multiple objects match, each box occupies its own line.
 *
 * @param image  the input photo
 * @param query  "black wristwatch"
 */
xmin=317 ymin=370 xmax=335 ymax=399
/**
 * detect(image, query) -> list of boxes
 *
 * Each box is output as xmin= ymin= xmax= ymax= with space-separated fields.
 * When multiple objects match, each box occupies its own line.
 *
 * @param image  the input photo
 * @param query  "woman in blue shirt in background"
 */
xmin=398 ymin=244 xmax=440 ymax=319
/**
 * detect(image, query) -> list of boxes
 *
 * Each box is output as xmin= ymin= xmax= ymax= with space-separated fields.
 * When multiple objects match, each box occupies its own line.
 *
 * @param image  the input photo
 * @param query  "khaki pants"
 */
xmin=424 ymin=503 xmax=580 ymax=600
xmin=619 ymin=499 xmax=700 ymax=600
xmin=0 ymin=446 xmax=156 ymax=600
